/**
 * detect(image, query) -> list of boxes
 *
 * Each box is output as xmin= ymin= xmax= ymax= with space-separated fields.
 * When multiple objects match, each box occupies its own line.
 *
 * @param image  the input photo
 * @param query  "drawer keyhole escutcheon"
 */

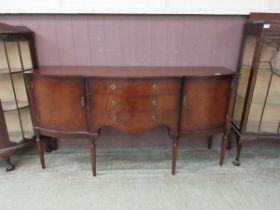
xmin=152 ymin=83 xmax=159 ymax=90
xmin=112 ymin=99 xmax=117 ymax=106
xmin=151 ymin=115 xmax=158 ymax=121
xmin=110 ymin=83 xmax=117 ymax=90
xmin=152 ymin=99 xmax=157 ymax=106
xmin=112 ymin=115 xmax=118 ymax=121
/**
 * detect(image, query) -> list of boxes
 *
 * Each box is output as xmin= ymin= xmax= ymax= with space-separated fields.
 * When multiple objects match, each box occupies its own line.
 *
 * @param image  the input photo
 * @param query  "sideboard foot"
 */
xmin=90 ymin=139 xmax=96 ymax=176
xmin=36 ymin=136 xmax=46 ymax=169
xmin=170 ymin=134 xmax=179 ymax=175
xmin=219 ymin=135 xmax=229 ymax=165
xmin=172 ymin=142 xmax=177 ymax=175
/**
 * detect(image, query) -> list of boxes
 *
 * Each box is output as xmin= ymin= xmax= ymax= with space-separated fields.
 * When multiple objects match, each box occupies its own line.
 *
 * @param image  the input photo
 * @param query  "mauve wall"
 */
xmin=0 ymin=15 xmax=246 ymax=149
xmin=0 ymin=15 xmax=245 ymax=70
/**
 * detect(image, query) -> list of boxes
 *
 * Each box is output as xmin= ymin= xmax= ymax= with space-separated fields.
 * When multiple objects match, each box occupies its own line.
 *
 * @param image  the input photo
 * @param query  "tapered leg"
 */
xmin=208 ymin=136 xmax=213 ymax=149
xmin=233 ymin=137 xmax=242 ymax=166
xmin=171 ymin=135 xmax=179 ymax=175
xmin=90 ymin=140 xmax=96 ymax=176
xmin=172 ymin=142 xmax=177 ymax=175
xmin=4 ymin=157 xmax=15 ymax=172
xmin=36 ymin=136 xmax=45 ymax=169
xmin=219 ymin=135 xmax=229 ymax=165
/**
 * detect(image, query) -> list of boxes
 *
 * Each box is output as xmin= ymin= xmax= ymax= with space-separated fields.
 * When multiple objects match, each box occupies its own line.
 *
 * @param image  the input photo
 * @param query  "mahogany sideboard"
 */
xmin=24 ymin=66 xmax=235 ymax=176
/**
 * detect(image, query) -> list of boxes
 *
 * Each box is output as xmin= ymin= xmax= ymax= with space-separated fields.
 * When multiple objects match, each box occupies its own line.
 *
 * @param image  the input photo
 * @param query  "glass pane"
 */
xmin=0 ymin=74 xmax=16 ymax=110
xmin=19 ymin=41 xmax=33 ymax=70
xmin=0 ymin=40 xmax=32 ymax=72
xmin=20 ymin=108 xmax=33 ymax=139
xmin=4 ymin=110 xmax=23 ymax=143
xmin=5 ymin=41 xmax=22 ymax=72
xmin=232 ymin=36 xmax=257 ymax=128
xmin=247 ymin=36 xmax=280 ymax=133
xmin=0 ymin=41 xmax=8 ymax=73
xmin=12 ymin=73 xmax=28 ymax=104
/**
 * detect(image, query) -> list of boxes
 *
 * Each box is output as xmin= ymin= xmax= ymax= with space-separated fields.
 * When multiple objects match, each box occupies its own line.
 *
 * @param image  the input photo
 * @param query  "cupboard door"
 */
xmin=180 ymin=77 xmax=231 ymax=133
xmin=26 ymin=75 xmax=87 ymax=132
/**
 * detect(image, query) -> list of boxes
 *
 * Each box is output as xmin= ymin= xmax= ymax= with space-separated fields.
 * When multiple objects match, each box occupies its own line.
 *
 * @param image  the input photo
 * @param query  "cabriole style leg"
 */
xmin=233 ymin=138 xmax=242 ymax=166
xmin=4 ymin=157 xmax=15 ymax=172
xmin=90 ymin=139 xmax=96 ymax=176
xmin=219 ymin=135 xmax=229 ymax=165
xmin=36 ymin=136 xmax=46 ymax=169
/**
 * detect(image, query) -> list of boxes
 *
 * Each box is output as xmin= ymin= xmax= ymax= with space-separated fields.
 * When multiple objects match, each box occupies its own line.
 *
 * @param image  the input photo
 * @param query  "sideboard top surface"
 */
xmin=26 ymin=66 xmax=234 ymax=78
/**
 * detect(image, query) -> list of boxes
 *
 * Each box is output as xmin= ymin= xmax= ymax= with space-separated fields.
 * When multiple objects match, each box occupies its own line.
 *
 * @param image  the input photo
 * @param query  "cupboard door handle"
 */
xmin=81 ymin=96 xmax=86 ymax=107
xmin=183 ymin=96 xmax=187 ymax=106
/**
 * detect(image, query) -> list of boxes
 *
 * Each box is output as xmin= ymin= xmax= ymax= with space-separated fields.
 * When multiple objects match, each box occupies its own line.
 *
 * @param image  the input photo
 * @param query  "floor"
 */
xmin=0 ymin=147 xmax=280 ymax=210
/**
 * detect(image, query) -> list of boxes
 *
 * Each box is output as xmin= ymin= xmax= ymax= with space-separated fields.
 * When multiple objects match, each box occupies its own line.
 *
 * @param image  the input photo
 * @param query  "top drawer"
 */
xmin=87 ymin=78 xmax=180 ymax=95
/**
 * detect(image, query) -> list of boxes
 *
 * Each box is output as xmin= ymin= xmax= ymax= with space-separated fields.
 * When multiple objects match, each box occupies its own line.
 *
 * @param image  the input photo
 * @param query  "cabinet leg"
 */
xmin=4 ymin=157 xmax=15 ymax=172
xmin=233 ymin=137 xmax=242 ymax=166
xmin=208 ymin=136 xmax=213 ymax=149
xmin=90 ymin=140 xmax=96 ymax=176
xmin=36 ymin=137 xmax=45 ymax=169
xmin=171 ymin=138 xmax=179 ymax=175
xmin=219 ymin=135 xmax=229 ymax=165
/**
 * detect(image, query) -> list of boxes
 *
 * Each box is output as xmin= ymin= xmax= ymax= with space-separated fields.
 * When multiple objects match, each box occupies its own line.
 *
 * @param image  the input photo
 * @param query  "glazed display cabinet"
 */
xmin=232 ymin=14 xmax=280 ymax=165
xmin=0 ymin=23 xmax=36 ymax=171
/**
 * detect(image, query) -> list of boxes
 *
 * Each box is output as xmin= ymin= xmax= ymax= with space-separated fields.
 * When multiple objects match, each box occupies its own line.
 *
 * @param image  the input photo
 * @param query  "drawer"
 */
xmin=89 ymin=94 xmax=179 ymax=112
xmin=87 ymin=78 xmax=180 ymax=96
xmin=89 ymin=110 xmax=178 ymax=133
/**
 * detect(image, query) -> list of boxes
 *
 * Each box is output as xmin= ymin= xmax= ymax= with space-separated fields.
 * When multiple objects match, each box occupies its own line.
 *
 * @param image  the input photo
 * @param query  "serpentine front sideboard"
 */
xmin=24 ymin=66 xmax=235 ymax=176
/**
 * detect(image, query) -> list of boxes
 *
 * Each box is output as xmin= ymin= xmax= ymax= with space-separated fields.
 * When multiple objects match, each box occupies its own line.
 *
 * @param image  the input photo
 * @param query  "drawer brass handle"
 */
xmin=151 ymin=115 xmax=158 ymax=121
xmin=110 ymin=83 xmax=117 ymax=90
xmin=152 ymin=83 xmax=159 ymax=90
xmin=112 ymin=115 xmax=118 ymax=121
xmin=152 ymin=99 xmax=157 ymax=106
xmin=112 ymin=99 xmax=117 ymax=106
